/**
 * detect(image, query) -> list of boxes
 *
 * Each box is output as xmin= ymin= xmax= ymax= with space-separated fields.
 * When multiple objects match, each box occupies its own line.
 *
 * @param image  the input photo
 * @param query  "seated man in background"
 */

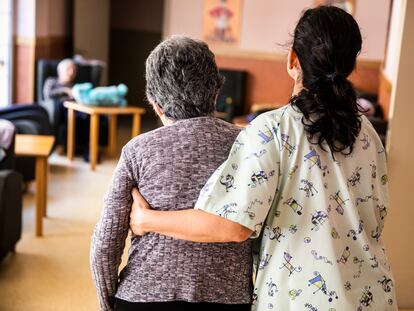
xmin=43 ymin=58 xmax=76 ymax=102
xmin=43 ymin=59 xmax=96 ymax=161
xmin=43 ymin=59 xmax=77 ymax=153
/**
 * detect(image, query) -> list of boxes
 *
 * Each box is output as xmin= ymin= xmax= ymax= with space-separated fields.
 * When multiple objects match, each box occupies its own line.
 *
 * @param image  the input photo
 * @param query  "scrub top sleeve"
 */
xmin=195 ymin=117 xmax=281 ymax=238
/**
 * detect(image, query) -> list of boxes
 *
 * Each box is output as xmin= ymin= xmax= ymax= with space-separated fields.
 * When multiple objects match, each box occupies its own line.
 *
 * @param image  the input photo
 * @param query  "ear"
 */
xmin=287 ymin=48 xmax=300 ymax=81
xmin=151 ymin=102 xmax=164 ymax=118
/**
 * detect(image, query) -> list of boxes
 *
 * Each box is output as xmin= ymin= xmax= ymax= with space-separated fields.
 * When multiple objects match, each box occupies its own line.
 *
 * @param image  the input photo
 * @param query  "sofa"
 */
xmin=0 ymin=104 xmax=53 ymax=182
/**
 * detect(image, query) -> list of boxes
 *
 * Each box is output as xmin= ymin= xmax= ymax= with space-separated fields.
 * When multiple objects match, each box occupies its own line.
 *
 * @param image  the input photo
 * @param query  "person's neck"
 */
xmin=160 ymin=116 xmax=174 ymax=126
xmin=58 ymin=78 xmax=70 ymax=85
xmin=292 ymin=80 xmax=304 ymax=97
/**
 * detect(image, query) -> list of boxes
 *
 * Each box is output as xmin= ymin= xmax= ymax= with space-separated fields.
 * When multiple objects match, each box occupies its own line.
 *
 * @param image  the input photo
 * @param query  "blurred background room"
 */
xmin=0 ymin=0 xmax=413 ymax=310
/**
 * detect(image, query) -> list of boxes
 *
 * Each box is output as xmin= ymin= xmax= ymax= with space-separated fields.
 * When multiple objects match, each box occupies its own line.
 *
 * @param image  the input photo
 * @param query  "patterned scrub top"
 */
xmin=195 ymin=104 xmax=397 ymax=311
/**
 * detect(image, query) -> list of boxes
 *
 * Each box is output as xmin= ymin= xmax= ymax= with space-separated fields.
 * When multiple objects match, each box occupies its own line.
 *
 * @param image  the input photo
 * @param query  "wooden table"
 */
xmin=64 ymin=101 xmax=146 ymax=170
xmin=15 ymin=134 xmax=54 ymax=237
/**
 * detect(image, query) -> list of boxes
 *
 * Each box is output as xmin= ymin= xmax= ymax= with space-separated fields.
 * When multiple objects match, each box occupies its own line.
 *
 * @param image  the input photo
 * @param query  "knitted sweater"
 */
xmin=90 ymin=116 xmax=253 ymax=311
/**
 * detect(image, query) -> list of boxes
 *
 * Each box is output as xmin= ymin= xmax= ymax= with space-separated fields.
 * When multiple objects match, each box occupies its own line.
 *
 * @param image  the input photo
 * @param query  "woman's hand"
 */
xmin=130 ymin=188 xmax=150 ymax=236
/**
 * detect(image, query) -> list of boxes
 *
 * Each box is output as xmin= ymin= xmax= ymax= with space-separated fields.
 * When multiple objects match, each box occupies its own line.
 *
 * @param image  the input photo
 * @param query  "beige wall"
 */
xmin=164 ymin=0 xmax=390 ymax=61
xmin=36 ymin=0 xmax=71 ymax=38
xmin=383 ymin=0 xmax=414 ymax=307
xmin=73 ymin=0 xmax=110 ymax=84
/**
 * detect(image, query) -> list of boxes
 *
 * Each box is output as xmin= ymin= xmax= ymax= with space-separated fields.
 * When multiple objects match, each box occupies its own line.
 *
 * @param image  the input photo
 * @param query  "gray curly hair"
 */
xmin=145 ymin=36 xmax=224 ymax=120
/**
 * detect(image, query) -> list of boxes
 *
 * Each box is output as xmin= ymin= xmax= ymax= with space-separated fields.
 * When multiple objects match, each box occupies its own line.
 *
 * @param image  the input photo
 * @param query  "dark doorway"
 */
xmin=109 ymin=0 xmax=164 ymax=130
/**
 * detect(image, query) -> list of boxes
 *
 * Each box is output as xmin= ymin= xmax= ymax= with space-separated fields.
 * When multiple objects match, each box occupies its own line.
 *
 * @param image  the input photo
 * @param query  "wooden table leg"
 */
xmin=132 ymin=113 xmax=141 ymax=138
xmin=90 ymin=114 xmax=100 ymax=171
xmin=108 ymin=115 xmax=117 ymax=157
xmin=35 ymin=157 xmax=46 ymax=237
xmin=67 ymin=108 xmax=75 ymax=161
xmin=42 ymin=161 xmax=48 ymax=217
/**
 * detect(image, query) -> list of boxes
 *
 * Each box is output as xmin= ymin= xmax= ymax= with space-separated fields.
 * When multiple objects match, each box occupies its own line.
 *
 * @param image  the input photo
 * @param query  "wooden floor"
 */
xmin=0 ymin=153 xmax=121 ymax=310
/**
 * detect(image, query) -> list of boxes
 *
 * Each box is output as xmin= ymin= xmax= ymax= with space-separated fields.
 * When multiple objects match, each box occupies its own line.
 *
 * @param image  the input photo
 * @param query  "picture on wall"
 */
xmin=314 ymin=0 xmax=356 ymax=15
xmin=203 ymin=0 xmax=243 ymax=45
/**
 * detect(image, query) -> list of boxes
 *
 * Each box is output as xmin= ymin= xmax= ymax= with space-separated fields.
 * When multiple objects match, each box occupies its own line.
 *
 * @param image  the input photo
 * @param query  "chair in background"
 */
xmin=0 ymin=132 xmax=23 ymax=261
xmin=36 ymin=59 xmax=103 ymax=141
xmin=215 ymin=69 xmax=247 ymax=122
xmin=36 ymin=59 xmax=108 ymax=157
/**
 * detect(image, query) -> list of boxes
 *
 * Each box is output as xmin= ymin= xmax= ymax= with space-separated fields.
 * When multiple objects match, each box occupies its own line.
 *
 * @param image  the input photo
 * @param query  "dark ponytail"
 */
xmin=291 ymin=6 xmax=363 ymax=155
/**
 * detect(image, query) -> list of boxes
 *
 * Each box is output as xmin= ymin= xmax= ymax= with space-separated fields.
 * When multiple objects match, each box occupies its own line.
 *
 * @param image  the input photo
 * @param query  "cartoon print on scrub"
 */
xmin=370 ymin=255 xmax=379 ymax=268
xmin=381 ymin=174 xmax=388 ymax=185
xmin=244 ymin=199 xmax=263 ymax=219
xmin=330 ymin=190 xmax=349 ymax=215
xmin=347 ymin=219 xmax=365 ymax=240
xmin=244 ymin=149 xmax=267 ymax=160
xmin=288 ymin=289 xmax=303 ymax=300
xmin=360 ymin=133 xmax=371 ymax=150
xmin=348 ymin=167 xmax=362 ymax=187
xmin=216 ymin=202 xmax=237 ymax=218
xmin=331 ymin=227 xmax=340 ymax=239
xmin=355 ymin=194 xmax=379 ymax=207
xmin=258 ymin=124 xmax=278 ymax=145
xmin=253 ymin=221 xmax=264 ymax=237
xmin=300 ymin=179 xmax=319 ymax=197
xmin=378 ymin=276 xmax=394 ymax=293
xmin=371 ymin=226 xmax=382 ymax=242
xmin=310 ymin=210 xmax=328 ymax=231
xmin=280 ymin=133 xmax=296 ymax=157
xmin=337 ymin=246 xmax=351 ymax=264
xmin=264 ymin=224 xmax=285 ymax=242
xmin=283 ymin=197 xmax=304 ymax=215
xmin=370 ymin=161 xmax=377 ymax=178
xmin=311 ymin=250 xmax=334 ymax=265
xmin=289 ymin=224 xmax=298 ymax=234
xmin=304 ymin=148 xmax=329 ymax=176
xmin=353 ymin=256 xmax=365 ymax=278
xmin=308 ymin=271 xmax=339 ymax=302
xmin=266 ymin=278 xmax=278 ymax=296
xmin=259 ymin=252 xmax=272 ymax=270
xmin=376 ymin=204 xmax=387 ymax=220
xmin=358 ymin=286 xmax=374 ymax=310
xmin=220 ymin=174 xmax=236 ymax=192
xmin=279 ymin=252 xmax=302 ymax=276
xmin=248 ymin=169 xmax=276 ymax=188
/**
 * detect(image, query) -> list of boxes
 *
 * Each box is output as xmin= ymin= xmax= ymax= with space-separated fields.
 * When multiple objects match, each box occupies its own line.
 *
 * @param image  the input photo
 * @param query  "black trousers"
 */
xmin=114 ymin=298 xmax=251 ymax=311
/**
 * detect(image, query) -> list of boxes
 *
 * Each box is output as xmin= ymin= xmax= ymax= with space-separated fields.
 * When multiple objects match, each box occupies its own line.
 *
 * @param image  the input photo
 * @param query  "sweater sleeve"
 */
xmin=90 ymin=147 xmax=135 ymax=311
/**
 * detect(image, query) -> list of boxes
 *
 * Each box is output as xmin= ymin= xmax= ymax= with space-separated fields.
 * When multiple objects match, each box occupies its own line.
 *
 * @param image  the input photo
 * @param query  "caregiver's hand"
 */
xmin=130 ymin=188 xmax=150 ymax=236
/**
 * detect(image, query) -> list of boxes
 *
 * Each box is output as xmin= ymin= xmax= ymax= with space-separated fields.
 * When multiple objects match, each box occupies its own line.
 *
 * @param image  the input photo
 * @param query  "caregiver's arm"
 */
xmin=131 ymin=117 xmax=280 ymax=244
xmin=130 ymin=188 xmax=252 ymax=243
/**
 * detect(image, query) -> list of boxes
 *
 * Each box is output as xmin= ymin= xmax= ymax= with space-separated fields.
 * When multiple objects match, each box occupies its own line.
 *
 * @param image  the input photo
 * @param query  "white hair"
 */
xmin=57 ymin=58 xmax=76 ymax=75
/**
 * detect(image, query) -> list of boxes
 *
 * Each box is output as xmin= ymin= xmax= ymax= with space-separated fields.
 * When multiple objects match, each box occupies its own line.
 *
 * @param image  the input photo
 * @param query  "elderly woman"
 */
xmin=90 ymin=36 xmax=252 ymax=311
